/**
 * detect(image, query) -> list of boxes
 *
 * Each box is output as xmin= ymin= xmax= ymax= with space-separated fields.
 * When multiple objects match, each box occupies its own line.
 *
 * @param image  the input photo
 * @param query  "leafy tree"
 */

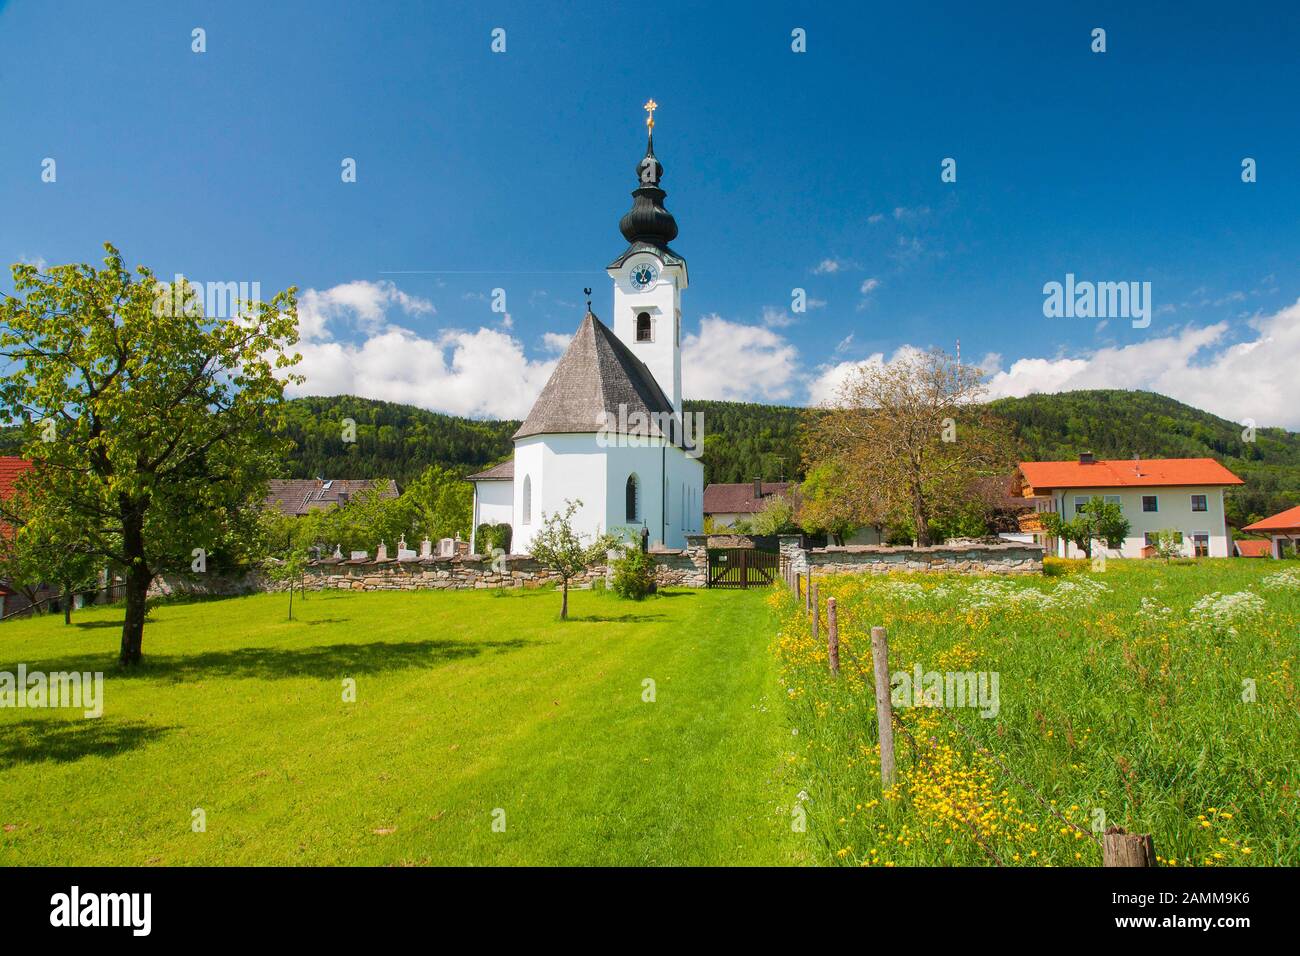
xmin=401 ymin=465 xmax=472 ymax=543
xmin=748 ymin=494 xmax=799 ymax=535
xmin=1150 ymin=529 xmax=1185 ymax=562
xmin=803 ymin=348 xmax=1013 ymax=546
xmin=1041 ymin=496 xmax=1130 ymax=559
xmin=0 ymin=477 xmax=102 ymax=621
xmin=797 ymin=459 xmax=886 ymax=544
xmin=0 ymin=246 xmax=301 ymax=665
xmin=265 ymin=547 xmax=309 ymax=620
xmin=527 ymin=499 xmax=616 ymax=620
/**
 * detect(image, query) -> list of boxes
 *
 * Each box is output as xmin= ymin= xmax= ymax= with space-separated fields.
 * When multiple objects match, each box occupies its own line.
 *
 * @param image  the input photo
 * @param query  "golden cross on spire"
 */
xmin=643 ymin=98 xmax=658 ymax=132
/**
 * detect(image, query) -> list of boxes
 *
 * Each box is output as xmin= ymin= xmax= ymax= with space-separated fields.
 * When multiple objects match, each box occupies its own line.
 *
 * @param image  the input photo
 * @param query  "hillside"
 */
xmin=270 ymin=390 xmax=1300 ymax=528
xmin=5 ymin=390 xmax=1291 ymax=528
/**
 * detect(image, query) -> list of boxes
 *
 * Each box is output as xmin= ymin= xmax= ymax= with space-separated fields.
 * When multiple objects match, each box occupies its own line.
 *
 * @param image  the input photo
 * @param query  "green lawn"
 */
xmin=0 ymin=586 xmax=806 ymax=866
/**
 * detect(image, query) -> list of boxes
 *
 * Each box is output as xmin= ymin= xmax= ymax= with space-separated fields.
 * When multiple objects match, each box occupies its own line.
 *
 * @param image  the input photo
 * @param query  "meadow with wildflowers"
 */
xmin=773 ymin=559 xmax=1299 ymax=867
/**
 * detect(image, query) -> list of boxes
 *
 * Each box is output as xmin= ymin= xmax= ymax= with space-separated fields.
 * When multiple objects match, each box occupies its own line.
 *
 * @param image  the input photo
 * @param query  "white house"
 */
xmin=1018 ymin=455 xmax=1244 ymax=558
xmin=467 ymin=105 xmax=704 ymax=555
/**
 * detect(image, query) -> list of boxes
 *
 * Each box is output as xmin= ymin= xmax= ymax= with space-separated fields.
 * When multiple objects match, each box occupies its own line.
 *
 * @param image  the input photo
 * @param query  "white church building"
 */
xmin=468 ymin=105 xmax=704 ymax=555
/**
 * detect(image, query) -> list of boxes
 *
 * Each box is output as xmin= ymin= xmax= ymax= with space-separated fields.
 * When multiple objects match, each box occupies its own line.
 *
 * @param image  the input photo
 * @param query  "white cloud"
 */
xmin=812 ymin=258 xmax=845 ymax=275
xmin=860 ymin=277 xmax=881 ymax=295
xmin=682 ymin=315 xmax=800 ymax=402
xmin=982 ymin=300 xmax=1300 ymax=428
xmin=542 ymin=332 xmax=572 ymax=353
xmin=297 ymin=280 xmax=433 ymax=341
xmin=761 ymin=305 xmax=798 ymax=328
xmin=868 ymin=213 xmax=885 ymax=224
xmin=806 ymin=354 xmax=885 ymax=407
xmin=288 ymin=280 xmax=557 ymax=419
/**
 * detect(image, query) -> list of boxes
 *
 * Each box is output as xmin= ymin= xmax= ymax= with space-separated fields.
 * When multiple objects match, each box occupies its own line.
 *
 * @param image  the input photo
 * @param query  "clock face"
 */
xmin=630 ymin=263 xmax=659 ymax=290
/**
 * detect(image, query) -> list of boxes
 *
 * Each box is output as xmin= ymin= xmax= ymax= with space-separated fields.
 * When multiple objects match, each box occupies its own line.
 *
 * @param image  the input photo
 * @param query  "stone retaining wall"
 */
xmin=804 ymin=542 xmax=1042 ymax=576
xmin=148 ymin=534 xmax=1040 ymax=597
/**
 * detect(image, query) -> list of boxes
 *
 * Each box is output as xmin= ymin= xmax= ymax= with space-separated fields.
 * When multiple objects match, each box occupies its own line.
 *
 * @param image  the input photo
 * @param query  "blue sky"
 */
xmin=2 ymin=1 xmax=1298 ymax=425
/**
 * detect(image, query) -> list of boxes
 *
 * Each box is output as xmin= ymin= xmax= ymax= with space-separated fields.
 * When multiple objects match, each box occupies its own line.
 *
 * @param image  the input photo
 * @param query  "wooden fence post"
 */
xmin=827 ymin=596 xmax=839 ymax=675
xmin=870 ymin=625 xmax=896 ymax=787
xmin=795 ymin=572 xmax=802 ymax=599
xmin=805 ymin=568 xmax=812 ymax=611
xmin=1103 ymin=827 xmax=1155 ymax=867
xmin=811 ymin=583 xmax=819 ymax=642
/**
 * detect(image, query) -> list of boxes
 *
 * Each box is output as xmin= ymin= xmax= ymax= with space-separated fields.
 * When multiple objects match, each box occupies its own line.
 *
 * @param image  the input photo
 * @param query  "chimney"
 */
xmin=1079 ymin=452 xmax=1095 ymax=465
xmin=753 ymin=478 xmax=763 ymax=501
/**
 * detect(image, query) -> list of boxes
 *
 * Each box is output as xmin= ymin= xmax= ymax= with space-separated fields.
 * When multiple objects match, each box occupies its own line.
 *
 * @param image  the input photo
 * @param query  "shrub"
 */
xmin=610 ymin=546 xmax=657 ymax=600
xmin=1043 ymin=557 xmax=1090 ymax=577
xmin=476 ymin=522 xmax=512 ymax=555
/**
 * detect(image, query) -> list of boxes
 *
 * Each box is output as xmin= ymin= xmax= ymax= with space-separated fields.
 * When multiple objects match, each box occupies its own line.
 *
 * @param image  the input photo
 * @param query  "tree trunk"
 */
xmin=560 ymin=578 xmax=569 ymax=620
xmin=63 ymin=582 xmax=71 ymax=625
xmin=119 ymin=564 xmax=150 ymax=666
xmin=119 ymin=502 xmax=150 ymax=667
xmin=913 ymin=493 xmax=932 ymax=547
xmin=288 ymin=582 xmax=294 ymax=621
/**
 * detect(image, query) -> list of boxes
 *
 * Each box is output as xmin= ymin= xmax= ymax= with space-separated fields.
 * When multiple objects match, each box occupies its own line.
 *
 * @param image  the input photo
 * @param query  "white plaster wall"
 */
xmin=1045 ymin=485 xmax=1231 ymax=558
xmin=471 ymin=479 xmax=514 ymax=552
xmin=511 ymin=435 xmax=609 ymax=555
xmin=599 ymin=439 xmax=702 ymax=549
xmin=608 ymin=251 xmax=684 ymax=413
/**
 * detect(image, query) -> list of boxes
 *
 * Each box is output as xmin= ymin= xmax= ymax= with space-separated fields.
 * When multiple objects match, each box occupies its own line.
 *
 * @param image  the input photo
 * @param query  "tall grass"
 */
xmin=772 ymin=560 xmax=1299 ymax=866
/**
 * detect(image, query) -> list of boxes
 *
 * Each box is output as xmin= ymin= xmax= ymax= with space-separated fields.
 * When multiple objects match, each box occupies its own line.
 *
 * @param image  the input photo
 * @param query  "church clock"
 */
xmin=630 ymin=262 xmax=658 ymax=290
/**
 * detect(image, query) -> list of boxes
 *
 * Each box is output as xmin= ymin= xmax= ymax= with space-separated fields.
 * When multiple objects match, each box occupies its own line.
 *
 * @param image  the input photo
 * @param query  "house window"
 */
xmin=522 ymin=475 xmax=532 ymax=526
xmin=1191 ymin=533 xmax=1210 ymax=557
xmin=1191 ymin=494 xmax=1208 ymax=512
xmin=1104 ymin=495 xmax=1121 ymax=508
xmin=636 ymin=312 xmax=653 ymax=342
xmin=1142 ymin=495 xmax=1158 ymax=513
xmin=625 ymin=474 xmax=639 ymax=522
xmin=1073 ymin=496 xmax=1088 ymax=514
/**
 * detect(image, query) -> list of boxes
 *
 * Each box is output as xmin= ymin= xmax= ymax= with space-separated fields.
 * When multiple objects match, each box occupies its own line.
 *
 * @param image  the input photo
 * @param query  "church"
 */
xmin=468 ymin=103 xmax=705 ymax=555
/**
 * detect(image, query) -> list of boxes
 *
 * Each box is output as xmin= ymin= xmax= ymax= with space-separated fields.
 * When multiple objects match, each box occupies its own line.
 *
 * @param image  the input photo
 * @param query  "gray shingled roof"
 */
xmin=514 ymin=311 xmax=676 ymax=440
xmin=264 ymin=478 xmax=398 ymax=517
xmin=466 ymin=460 xmax=514 ymax=481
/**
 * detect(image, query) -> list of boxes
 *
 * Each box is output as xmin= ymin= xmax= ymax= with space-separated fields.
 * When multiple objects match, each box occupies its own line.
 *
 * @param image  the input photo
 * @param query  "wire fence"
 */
xmin=790 ymin=570 xmax=1109 ymax=866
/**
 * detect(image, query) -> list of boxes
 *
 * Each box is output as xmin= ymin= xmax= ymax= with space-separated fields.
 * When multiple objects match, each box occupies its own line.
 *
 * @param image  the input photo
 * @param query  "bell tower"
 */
xmin=607 ymin=99 xmax=687 ymax=414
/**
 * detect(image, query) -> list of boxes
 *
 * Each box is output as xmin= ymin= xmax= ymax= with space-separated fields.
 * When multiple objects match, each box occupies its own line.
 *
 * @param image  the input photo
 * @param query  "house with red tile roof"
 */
xmin=0 ymin=456 xmax=47 ymax=617
xmin=702 ymin=480 xmax=795 ymax=528
xmin=1016 ymin=454 xmax=1243 ymax=558
xmin=1241 ymin=505 xmax=1300 ymax=559
xmin=1233 ymin=539 xmax=1274 ymax=558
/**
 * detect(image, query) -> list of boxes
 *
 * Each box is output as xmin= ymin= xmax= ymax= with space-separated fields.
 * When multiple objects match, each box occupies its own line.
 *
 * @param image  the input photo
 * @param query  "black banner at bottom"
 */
xmin=0 ymin=865 xmax=1282 ymax=941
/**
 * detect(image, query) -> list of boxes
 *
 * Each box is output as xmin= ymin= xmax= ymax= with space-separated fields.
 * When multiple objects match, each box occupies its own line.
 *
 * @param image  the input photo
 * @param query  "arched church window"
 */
xmin=522 ymin=475 xmax=532 ymax=525
xmin=625 ymin=474 xmax=639 ymax=522
xmin=636 ymin=312 xmax=653 ymax=342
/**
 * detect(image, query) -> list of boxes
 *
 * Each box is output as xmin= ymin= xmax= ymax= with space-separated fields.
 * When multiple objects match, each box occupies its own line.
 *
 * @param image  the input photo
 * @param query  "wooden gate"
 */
xmin=707 ymin=547 xmax=779 ymax=589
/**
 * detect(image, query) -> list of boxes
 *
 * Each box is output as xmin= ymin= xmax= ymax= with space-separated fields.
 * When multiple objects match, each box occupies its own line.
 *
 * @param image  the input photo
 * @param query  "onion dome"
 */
xmin=618 ymin=133 xmax=679 ymax=247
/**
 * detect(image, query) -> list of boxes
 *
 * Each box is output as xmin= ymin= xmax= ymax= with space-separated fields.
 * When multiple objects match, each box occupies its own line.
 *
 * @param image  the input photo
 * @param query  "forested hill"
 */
xmin=267 ymin=390 xmax=1299 ymax=525
xmin=276 ymin=395 xmax=518 ymax=485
